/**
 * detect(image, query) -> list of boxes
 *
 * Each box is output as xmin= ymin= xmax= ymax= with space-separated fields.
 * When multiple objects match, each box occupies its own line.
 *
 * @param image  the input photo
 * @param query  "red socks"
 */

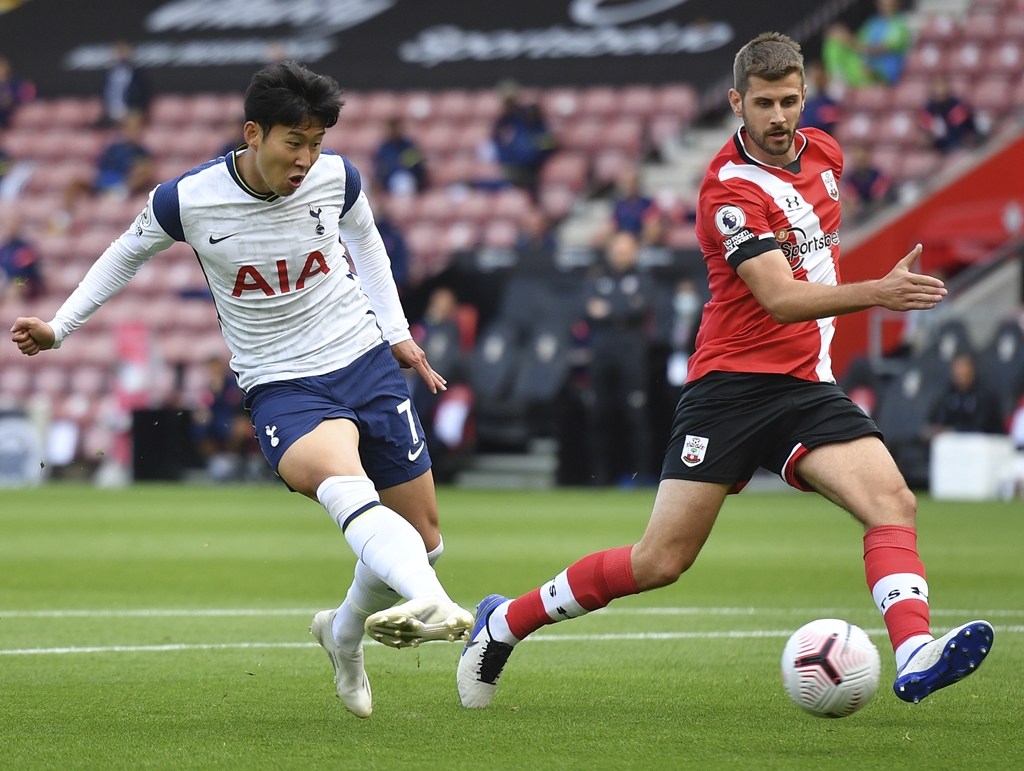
xmin=505 ymin=545 xmax=639 ymax=640
xmin=864 ymin=525 xmax=931 ymax=652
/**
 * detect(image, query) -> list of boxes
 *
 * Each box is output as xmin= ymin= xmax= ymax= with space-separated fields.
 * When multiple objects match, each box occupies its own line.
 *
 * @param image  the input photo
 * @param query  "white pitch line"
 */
xmin=2 ymin=627 xmax=1022 ymax=657
xmin=2 ymin=607 xmax=1023 ymax=619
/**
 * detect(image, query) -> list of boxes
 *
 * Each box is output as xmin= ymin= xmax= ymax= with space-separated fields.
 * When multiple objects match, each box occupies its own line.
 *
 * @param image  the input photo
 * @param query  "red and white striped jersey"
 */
xmin=689 ymin=126 xmax=844 ymax=384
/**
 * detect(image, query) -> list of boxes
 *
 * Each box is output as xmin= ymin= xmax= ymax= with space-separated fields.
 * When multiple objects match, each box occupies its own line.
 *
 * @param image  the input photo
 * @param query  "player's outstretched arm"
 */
xmin=390 ymin=338 xmax=447 ymax=395
xmin=738 ymin=243 xmax=946 ymax=324
xmin=10 ymin=317 xmax=56 ymax=356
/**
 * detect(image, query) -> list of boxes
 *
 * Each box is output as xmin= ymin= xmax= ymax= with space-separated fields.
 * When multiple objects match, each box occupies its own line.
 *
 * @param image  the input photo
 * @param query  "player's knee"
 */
xmin=632 ymin=545 xmax=693 ymax=591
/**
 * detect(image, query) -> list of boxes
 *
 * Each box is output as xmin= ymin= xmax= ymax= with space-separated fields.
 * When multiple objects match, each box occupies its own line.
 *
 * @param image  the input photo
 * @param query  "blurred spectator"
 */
xmin=0 ymin=208 xmax=44 ymax=300
xmin=592 ymin=166 xmax=663 ymax=247
xmin=918 ymin=74 xmax=981 ymax=154
xmin=190 ymin=356 xmax=257 ymax=482
xmin=516 ymin=208 xmax=557 ymax=252
xmin=823 ymin=0 xmax=911 ymax=88
xmin=98 ymin=42 xmax=150 ymax=127
xmin=927 ymin=353 xmax=1005 ymax=436
xmin=0 ymin=125 xmax=10 ymax=181
xmin=841 ymin=144 xmax=893 ymax=225
xmin=372 ymin=198 xmax=410 ymax=291
xmin=0 ymin=55 xmax=35 ymax=129
xmin=800 ymin=61 xmax=842 ymax=136
xmin=493 ymin=82 xmax=556 ymax=200
xmin=53 ymin=111 xmax=155 ymax=231
xmin=666 ymin=278 xmax=702 ymax=388
xmin=374 ymin=118 xmax=428 ymax=195
xmin=585 ymin=231 xmax=656 ymax=486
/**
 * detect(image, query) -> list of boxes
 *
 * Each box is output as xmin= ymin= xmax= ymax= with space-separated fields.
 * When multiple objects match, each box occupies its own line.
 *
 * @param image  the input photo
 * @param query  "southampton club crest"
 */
xmin=821 ymin=169 xmax=839 ymax=201
xmin=681 ymin=434 xmax=709 ymax=467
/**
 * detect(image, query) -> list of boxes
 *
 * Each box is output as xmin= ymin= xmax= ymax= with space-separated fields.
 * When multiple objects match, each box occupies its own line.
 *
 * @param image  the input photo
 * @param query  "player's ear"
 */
xmin=243 ymin=121 xmax=262 ymax=150
xmin=727 ymin=88 xmax=743 ymax=119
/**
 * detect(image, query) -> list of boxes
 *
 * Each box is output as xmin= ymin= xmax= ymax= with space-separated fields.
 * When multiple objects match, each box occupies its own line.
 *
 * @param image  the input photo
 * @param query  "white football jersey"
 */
xmin=47 ymin=150 xmax=411 ymax=391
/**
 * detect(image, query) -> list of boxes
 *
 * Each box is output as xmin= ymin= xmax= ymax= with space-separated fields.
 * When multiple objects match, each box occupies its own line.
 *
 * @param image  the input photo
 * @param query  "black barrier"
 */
xmin=131 ymin=408 xmax=194 ymax=482
xmin=1 ymin=0 xmax=861 ymax=98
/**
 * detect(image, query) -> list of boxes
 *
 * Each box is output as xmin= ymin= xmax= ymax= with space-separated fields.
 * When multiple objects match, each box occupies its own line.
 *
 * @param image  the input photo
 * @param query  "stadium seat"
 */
xmin=964 ymin=11 xmax=1002 ymax=41
xmin=448 ymin=190 xmax=493 ymax=223
xmin=972 ymin=77 xmax=1013 ymax=115
xmin=539 ymin=184 xmax=577 ymax=221
xmin=0 ymin=364 xmax=32 ymax=399
xmin=897 ymin=150 xmax=941 ymax=182
xmin=491 ymin=188 xmax=533 ymax=222
xmin=416 ymin=120 xmax=462 ymax=155
xmin=417 ymin=189 xmax=459 ymax=224
xmin=190 ymin=94 xmax=232 ymax=125
xmin=444 ymin=221 xmax=480 ymax=254
xmin=364 ymin=91 xmax=402 ymax=122
xmin=511 ymin=319 xmax=572 ymax=404
xmin=593 ymin=150 xmax=632 ymax=187
xmin=23 ymin=160 xmax=93 ymax=195
xmin=539 ymin=152 xmax=589 ymax=191
xmin=949 ymin=42 xmax=986 ymax=76
xmin=618 ymin=85 xmax=657 ymax=119
xmin=903 ymin=43 xmax=948 ymax=77
xmin=871 ymin=145 xmax=903 ymax=178
xmin=150 ymin=95 xmax=194 ymax=127
xmin=68 ymin=365 xmax=108 ymax=398
xmin=648 ymin=114 xmax=683 ymax=146
xmin=405 ymin=222 xmax=445 ymax=281
xmin=917 ymin=15 xmax=960 ymax=44
xmin=602 ymin=118 xmax=644 ymax=156
xmin=879 ymin=111 xmax=918 ymax=147
xmin=51 ymin=98 xmax=102 ymax=128
xmin=846 ymin=84 xmax=892 ymax=113
xmin=579 ymin=87 xmax=620 ymax=118
xmin=467 ymin=89 xmax=503 ymax=121
xmin=653 ymin=84 xmax=698 ymax=124
xmin=664 ymin=225 xmax=700 ymax=250
xmin=890 ymin=78 xmax=931 ymax=112
xmin=33 ymin=365 xmax=69 ymax=397
xmin=977 ymin=319 xmax=1024 ymax=416
xmin=559 ymin=119 xmax=605 ymax=153
xmin=1003 ymin=12 xmax=1024 ymax=40
xmin=834 ymin=112 xmax=874 ymax=146
xmin=435 ymin=90 xmax=473 ymax=121
xmin=482 ymin=219 xmax=518 ymax=249
xmin=455 ymin=120 xmax=493 ymax=153
xmin=542 ymin=88 xmax=581 ymax=121
xmin=986 ymin=41 xmax=1024 ymax=75
xmin=9 ymin=99 xmax=53 ymax=131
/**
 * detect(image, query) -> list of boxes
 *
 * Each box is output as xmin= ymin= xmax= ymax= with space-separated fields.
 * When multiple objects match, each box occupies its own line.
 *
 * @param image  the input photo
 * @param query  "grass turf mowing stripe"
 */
xmin=4 ymin=625 xmax=1021 ymax=655
xmin=2 ymin=606 xmax=1022 ymax=618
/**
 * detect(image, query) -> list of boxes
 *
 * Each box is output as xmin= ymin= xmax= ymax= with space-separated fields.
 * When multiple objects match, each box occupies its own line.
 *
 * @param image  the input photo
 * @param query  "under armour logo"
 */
xmin=309 ymin=206 xmax=325 ymax=235
xmin=784 ymin=196 xmax=800 ymax=210
xmin=265 ymin=425 xmax=280 ymax=448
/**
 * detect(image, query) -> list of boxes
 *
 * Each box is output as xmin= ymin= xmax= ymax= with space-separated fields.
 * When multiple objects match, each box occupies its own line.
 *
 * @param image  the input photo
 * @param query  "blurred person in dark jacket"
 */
xmin=841 ymin=143 xmax=893 ymax=224
xmin=918 ymin=75 xmax=981 ymax=154
xmin=0 ymin=55 xmax=35 ymax=129
xmin=927 ymin=353 xmax=1004 ymax=436
xmin=374 ymin=118 xmax=428 ymax=195
xmin=493 ymin=83 xmax=556 ymax=200
xmin=0 ymin=208 xmax=44 ymax=300
xmin=98 ymin=42 xmax=150 ymax=126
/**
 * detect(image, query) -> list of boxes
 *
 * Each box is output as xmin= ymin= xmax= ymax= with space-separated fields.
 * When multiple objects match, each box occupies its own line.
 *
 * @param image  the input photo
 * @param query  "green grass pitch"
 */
xmin=1 ymin=484 xmax=1021 ymax=770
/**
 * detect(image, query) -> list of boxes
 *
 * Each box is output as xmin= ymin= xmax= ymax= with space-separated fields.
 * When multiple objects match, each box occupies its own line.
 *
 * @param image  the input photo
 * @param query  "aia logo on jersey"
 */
xmin=231 ymin=251 xmax=330 ymax=297
xmin=821 ymin=170 xmax=839 ymax=201
xmin=681 ymin=434 xmax=709 ymax=467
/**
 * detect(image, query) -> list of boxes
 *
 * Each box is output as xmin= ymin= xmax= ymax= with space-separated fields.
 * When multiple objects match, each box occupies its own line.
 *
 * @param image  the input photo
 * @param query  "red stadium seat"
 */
xmin=491 ymin=188 xmax=533 ymax=222
xmin=542 ymin=88 xmax=581 ymax=121
xmin=9 ymin=99 xmax=53 ymax=131
xmin=559 ymin=119 xmax=605 ymax=153
xmin=539 ymin=152 xmax=589 ymax=191
xmin=618 ymin=85 xmax=657 ymax=119
xmin=0 ymin=364 xmax=32 ymax=399
xmin=416 ymin=120 xmax=462 ymax=156
xmin=949 ymin=42 xmax=986 ymax=76
xmin=664 ymin=225 xmax=700 ymax=250
xmin=870 ymin=145 xmax=903 ymax=178
xmin=890 ymin=78 xmax=932 ymax=112
xmin=897 ymin=150 xmax=942 ymax=182
xmin=417 ymin=189 xmax=459 ymax=224
xmin=834 ymin=112 xmax=875 ymax=146
xmin=468 ymin=90 xmax=503 ymax=121
xmin=482 ymin=219 xmax=518 ymax=249
xmin=653 ymin=84 xmax=697 ymax=123
xmin=602 ymin=118 xmax=644 ymax=155
xmin=455 ymin=120 xmax=493 ymax=153
xmin=648 ymin=114 xmax=683 ymax=146
xmin=364 ymin=91 xmax=402 ymax=122
xmin=579 ymin=87 xmax=620 ymax=118
xmin=68 ymin=365 xmax=108 ymax=397
xmin=190 ymin=94 xmax=232 ymax=125
xmin=403 ymin=91 xmax=435 ymax=122
xmin=963 ymin=12 xmax=1002 ymax=42
xmin=150 ymin=95 xmax=194 ymax=127
xmin=51 ymin=98 xmax=102 ymax=128
xmin=33 ymin=365 xmax=69 ymax=396
xmin=846 ymin=85 xmax=892 ymax=113
xmin=539 ymin=183 xmax=577 ymax=221
xmin=879 ymin=111 xmax=919 ymax=147
xmin=380 ymin=193 xmax=418 ymax=226
xmin=903 ymin=43 xmax=948 ymax=78
xmin=444 ymin=221 xmax=479 ymax=253
xmin=592 ymin=150 xmax=632 ymax=186
xmin=23 ymin=160 xmax=93 ymax=195
xmin=434 ymin=90 xmax=473 ymax=121
xmin=1003 ymin=13 xmax=1024 ymax=40
xmin=986 ymin=41 xmax=1024 ymax=75
xmin=917 ymin=15 xmax=961 ymax=44
xmin=972 ymin=77 xmax=1013 ymax=114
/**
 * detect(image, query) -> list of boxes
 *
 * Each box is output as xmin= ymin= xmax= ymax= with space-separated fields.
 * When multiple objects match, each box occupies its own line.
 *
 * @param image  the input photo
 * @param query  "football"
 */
xmin=781 ymin=619 xmax=882 ymax=718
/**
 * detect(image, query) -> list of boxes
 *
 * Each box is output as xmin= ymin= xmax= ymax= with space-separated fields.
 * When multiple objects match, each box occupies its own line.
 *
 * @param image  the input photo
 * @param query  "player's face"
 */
xmin=729 ymin=73 xmax=806 ymax=166
xmin=242 ymin=120 xmax=325 ymax=197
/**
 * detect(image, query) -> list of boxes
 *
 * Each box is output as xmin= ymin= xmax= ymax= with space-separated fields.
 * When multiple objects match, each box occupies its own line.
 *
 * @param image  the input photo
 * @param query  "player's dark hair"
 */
xmin=244 ymin=61 xmax=344 ymax=136
xmin=733 ymin=32 xmax=803 ymax=96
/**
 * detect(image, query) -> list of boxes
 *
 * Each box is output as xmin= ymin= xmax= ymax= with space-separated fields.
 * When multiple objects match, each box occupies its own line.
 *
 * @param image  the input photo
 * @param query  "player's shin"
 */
xmin=317 ymin=475 xmax=450 ymax=602
xmin=863 ymin=525 xmax=933 ymax=669
xmin=496 ymin=545 xmax=639 ymax=644
xmin=332 ymin=538 xmax=445 ymax=649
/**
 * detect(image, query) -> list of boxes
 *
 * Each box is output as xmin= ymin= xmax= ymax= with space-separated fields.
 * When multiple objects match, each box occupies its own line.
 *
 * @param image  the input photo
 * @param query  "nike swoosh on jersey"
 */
xmin=208 ymin=233 xmax=240 ymax=244
xmin=408 ymin=443 xmax=425 ymax=462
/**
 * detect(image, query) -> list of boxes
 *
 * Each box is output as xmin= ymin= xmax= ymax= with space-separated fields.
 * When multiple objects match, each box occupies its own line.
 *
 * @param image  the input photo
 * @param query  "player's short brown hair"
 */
xmin=733 ymin=32 xmax=804 ymax=96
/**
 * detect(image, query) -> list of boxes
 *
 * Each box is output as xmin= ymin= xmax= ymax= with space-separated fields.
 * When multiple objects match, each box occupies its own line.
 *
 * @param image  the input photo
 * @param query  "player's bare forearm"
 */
xmin=10 ymin=317 xmax=56 ymax=356
xmin=390 ymin=338 xmax=447 ymax=394
xmin=738 ymin=244 xmax=945 ymax=324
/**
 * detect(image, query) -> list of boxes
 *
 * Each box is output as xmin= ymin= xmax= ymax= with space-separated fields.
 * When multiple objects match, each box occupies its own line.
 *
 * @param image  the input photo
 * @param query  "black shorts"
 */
xmin=661 ymin=372 xmax=881 ymax=493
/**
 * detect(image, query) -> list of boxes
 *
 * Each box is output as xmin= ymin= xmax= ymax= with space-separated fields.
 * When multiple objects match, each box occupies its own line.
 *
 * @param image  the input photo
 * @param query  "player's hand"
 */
xmin=877 ymin=244 xmax=947 ymax=312
xmin=390 ymin=338 xmax=447 ymax=394
xmin=10 ymin=317 xmax=56 ymax=356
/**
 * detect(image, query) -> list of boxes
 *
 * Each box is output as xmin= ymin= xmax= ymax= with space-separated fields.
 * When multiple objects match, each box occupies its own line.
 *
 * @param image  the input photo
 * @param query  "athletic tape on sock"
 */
xmin=871 ymin=572 xmax=930 ymax=615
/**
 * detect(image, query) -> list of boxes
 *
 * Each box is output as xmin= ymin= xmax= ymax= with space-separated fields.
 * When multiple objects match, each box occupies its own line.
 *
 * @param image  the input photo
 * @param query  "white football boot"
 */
xmin=310 ymin=609 xmax=373 ymax=718
xmin=893 ymin=620 xmax=994 ymax=704
xmin=457 ymin=594 xmax=515 ymax=708
xmin=364 ymin=595 xmax=474 ymax=649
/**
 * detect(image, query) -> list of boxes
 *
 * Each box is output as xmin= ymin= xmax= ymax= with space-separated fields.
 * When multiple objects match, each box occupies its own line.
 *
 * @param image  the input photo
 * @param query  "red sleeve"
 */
xmin=698 ymin=172 xmax=779 ymax=270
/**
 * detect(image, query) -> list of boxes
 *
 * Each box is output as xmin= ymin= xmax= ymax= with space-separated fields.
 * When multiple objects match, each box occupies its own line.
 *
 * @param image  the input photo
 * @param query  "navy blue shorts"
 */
xmin=661 ymin=372 xmax=881 ymax=493
xmin=244 ymin=343 xmax=431 ymax=490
